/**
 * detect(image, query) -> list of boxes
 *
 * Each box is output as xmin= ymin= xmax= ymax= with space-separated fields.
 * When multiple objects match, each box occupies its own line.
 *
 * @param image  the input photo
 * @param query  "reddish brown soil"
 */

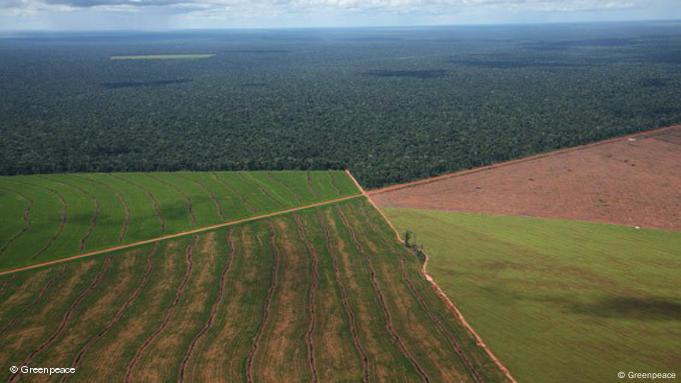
xmin=372 ymin=126 xmax=681 ymax=231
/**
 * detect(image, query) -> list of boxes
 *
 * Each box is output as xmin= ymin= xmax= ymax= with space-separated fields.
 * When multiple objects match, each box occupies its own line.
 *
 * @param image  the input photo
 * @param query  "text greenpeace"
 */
xmin=618 ymin=371 xmax=677 ymax=380
xmin=10 ymin=366 xmax=76 ymax=375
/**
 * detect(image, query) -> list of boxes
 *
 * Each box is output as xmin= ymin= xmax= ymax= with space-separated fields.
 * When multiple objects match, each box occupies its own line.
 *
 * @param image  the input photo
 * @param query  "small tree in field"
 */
xmin=404 ymin=230 xmax=414 ymax=248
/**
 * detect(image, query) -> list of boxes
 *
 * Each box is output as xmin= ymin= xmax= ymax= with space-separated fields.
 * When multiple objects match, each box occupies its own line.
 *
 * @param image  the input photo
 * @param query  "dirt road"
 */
xmin=0 ymin=193 xmax=363 ymax=277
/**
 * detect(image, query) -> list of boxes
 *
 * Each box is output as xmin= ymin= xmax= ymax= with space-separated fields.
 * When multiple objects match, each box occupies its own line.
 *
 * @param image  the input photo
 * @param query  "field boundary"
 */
xmin=0 ymin=193 xmax=362 ymax=277
xmin=346 ymin=170 xmax=518 ymax=383
xmin=369 ymin=125 xmax=680 ymax=196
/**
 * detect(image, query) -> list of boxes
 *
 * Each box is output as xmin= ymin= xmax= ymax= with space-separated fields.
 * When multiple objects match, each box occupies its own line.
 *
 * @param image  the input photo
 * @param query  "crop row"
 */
xmin=0 ymin=171 xmax=358 ymax=270
xmin=0 ymin=198 xmax=507 ymax=382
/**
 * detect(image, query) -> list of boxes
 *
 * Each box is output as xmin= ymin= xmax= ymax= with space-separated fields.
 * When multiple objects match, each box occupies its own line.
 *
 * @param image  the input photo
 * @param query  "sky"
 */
xmin=0 ymin=0 xmax=680 ymax=31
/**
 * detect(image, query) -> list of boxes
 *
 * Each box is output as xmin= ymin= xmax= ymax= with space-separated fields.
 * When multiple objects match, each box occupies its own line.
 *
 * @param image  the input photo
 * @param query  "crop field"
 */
xmin=372 ymin=125 xmax=681 ymax=231
xmin=384 ymin=208 xmax=681 ymax=383
xmin=0 ymin=171 xmax=359 ymax=271
xmin=110 ymin=54 xmax=216 ymax=60
xmin=0 ymin=198 xmax=507 ymax=382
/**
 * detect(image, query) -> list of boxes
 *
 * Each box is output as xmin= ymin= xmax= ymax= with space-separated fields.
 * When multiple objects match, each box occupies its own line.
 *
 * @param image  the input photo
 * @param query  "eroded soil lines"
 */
xmin=31 ymin=187 xmax=67 ymax=260
xmin=177 ymin=230 xmax=236 ymax=382
xmin=124 ymin=236 xmax=198 ymax=383
xmin=147 ymin=174 xmax=197 ymax=227
xmin=306 ymin=171 xmax=320 ymax=199
xmin=0 ymin=275 xmax=14 ymax=298
xmin=211 ymin=172 xmax=256 ymax=214
xmin=328 ymin=172 xmax=342 ymax=196
xmin=293 ymin=215 xmax=319 ymax=383
xmin=40 ymin=176 xmax=101 ymax=253
xmin=62 ymin=244 xmax=158 ymax=383
xmin=353 ymin=204 xmax=483 ymax=383
xmin=0 ymin=190 xmax=32 ymax=256
xmin=336 ymin=206 xmax=430 ymax=383
xmin=85 ymin=175 xmax=131 ymax=243
xmin=110 ymin=174 xmax=166 ymax=233
xmin=178 ymin=174 xmax=225 ymax=221
xmin=0 ymin=266 xmax=67 ymax=334
xmin=239 ymin=172 xmax=286 ymax=208
xmin=246 ymin=222 xmax=281 ymax=383
xmin=316 ymin=211 xmax=369 ymax=383
xmin=267 ymin=172 xmax=303 ymax=205
xmin=9 ymin=256 xmax=112 ymax=383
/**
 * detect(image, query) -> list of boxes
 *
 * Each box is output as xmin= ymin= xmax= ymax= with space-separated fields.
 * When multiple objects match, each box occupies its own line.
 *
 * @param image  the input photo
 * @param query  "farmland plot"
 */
xmin=0 ymin=171 xmax=358 ymax=271
xmin=0 ymin=199 xmax=508 ymax=382
xmin=384 ymin=208 xmax=681 ymax=383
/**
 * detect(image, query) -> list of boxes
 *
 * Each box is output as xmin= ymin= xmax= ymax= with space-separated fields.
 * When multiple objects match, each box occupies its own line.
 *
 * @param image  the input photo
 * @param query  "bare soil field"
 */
xmin=372 ymin=126 xmax=681 ymax=231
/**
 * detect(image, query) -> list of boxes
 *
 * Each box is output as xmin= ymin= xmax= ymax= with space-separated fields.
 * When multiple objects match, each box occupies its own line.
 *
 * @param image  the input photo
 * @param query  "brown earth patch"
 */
xmin=197 ymin=225 xmax=258 ymax=382
xmin=136 ymin=233 xmax=215 ymax=382
xmin=246 ymin=222 xmax=281 ymax=383
xmin=125 ymin=235 xmax=198 ymax=382
xmin=0 ymin=270 xmax=49 ymax=323
xmin=8 ymin=257 xmax=110 ymax=382
xmin=178 ymin=230 xmax=234 ymax=382
xmin=64 ymin=245 xmax=157 ymax=382
xmin=43 ymin=254 xmax=138 ymax=370
xmin=317 ymin=210 xmax=368 ymax=382
xmin=372 ymin=125 xmax=681 ymax=231
xmin=332 ymin=207 xmax=420 ymax=382
xmin=346 ymin=203 xmax=482 ymax=382
xmin=256 ymin=218 xmax=309 ymax=382
xmin=78 ymin=241 xmax=179 ymax=382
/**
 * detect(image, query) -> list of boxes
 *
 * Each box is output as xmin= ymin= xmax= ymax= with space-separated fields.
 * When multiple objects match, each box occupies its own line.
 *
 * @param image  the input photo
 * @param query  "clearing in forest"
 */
xmin=0 ymin=198 xmax=509 ymax=382
xmin=0 ymin=171 xmax=359 ymax=271
xmin=372 ymin=125 xmax=681 ymax=231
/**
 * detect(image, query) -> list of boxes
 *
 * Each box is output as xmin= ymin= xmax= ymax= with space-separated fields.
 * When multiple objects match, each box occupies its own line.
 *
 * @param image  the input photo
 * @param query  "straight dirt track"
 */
xmin=0 ymin=194 xmax=362 ymax=277
xmin=371 ymin=125 xmax=681 ymax=231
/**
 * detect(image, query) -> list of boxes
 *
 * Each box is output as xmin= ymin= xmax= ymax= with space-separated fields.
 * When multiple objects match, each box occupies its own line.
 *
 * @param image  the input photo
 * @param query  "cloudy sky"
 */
xmin=0 ymin=0 xmax=680 ymax=30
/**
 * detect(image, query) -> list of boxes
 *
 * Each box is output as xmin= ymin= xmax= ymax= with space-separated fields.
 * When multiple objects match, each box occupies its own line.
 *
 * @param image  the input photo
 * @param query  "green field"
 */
xmin=0 ymin=199 xmax=506 ymax=382
xmin=110 ymin=54 xmax=215 ymax=60
xmin=384 ymin=208 xmax=681 ymax=383
xmin=0 ymin=171 xmax=359 ymax=271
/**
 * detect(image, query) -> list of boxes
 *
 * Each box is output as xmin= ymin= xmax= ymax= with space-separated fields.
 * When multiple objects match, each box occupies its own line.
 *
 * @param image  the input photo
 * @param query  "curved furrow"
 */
xmin=177 ymin=229 xmax=236 ymax=382
xmin=124 ymin=236 xmax=197 ymax=383
xmin=84 ymin=175 xmax=131 ymax=243
xmin=0 ymin=275 xmax=16 ymax=298
xmin=0 ymin=266 xmax=67 ymax=334
xmin=316 ymin=211 xmax=369 ymax=382
xmin=110 ymin=174 xmax=165 ymax=232
xmin=146 ymin=174 xmax=197 ymax=227
xmin=305 ymin=172 xmax=320 ymax=199
xmin=9 ymin=256 xmax=112 ymax=383
xmin=266 ymin=172 xmax=303 ymax=205
xmin=31 ymin=186 xmax=68 ymax=260
xmin=355 ymin=205 xmax=484 ymax=383
xmin=178 ymin=174 xmax=225 ymax=221
xmin=336 ymin=206 xmax=431 ymax=383
xmin=60 ymin=244 xmax=158 ymax=383
xmin=210 ymin=172 xmax=256 ymax=214
xmin=245 ymin=221 xmax=281 ymax=383
xmin=328 ymin=172 xmax=342 ymax=196
xmin=0 ymin=189 xmax=33 ymax=257
xmin=237 ymin=172 xmax=286 ymax=208
xmin=40 ymin=176 xmax=101 ymax=253
xmin=293 ymin=215 xmax=319 ymax=383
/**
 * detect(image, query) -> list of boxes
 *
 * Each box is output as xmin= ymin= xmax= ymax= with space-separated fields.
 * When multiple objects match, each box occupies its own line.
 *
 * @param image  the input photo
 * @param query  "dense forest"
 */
xmin=1 ymin=21 xmax=681 ymax=188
